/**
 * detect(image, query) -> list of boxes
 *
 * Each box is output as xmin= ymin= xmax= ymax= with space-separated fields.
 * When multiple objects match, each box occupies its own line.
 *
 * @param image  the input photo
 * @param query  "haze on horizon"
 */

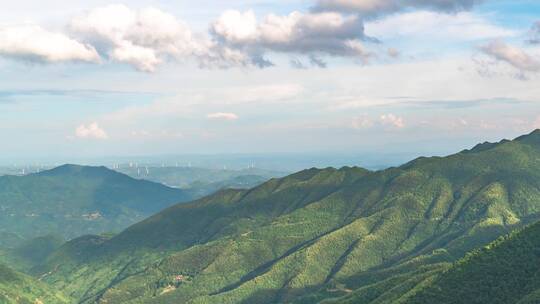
xmin=1 ymin=0 xmax=539 ymax=160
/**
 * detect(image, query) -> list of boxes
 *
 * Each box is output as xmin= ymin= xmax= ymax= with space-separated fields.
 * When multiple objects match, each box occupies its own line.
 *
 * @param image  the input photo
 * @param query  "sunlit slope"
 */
xmin=0 ymin=164 xmax=190 ymax=246
xmin=41 ymin=130 xmax=540 ymax=304
xmin=0 ymin=263 xmax=70 ymax=304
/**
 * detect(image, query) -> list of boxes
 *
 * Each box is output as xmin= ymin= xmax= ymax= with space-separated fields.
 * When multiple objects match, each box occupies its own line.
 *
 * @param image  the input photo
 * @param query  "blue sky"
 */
xmin=0 ymin=0 xmax=539 ymax=160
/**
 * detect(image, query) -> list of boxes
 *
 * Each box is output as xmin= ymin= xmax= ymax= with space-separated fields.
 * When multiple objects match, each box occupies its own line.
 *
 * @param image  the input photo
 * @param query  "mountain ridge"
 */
xmin=35 ymin=129 xmax=540 ymax=303
xmin=0 ymin=164 xmax=191 ymax=249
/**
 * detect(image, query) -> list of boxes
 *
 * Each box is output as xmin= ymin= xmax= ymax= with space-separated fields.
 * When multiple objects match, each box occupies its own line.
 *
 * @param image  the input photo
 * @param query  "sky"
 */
xmin=1 ymin=0 xmax=540 ymax=161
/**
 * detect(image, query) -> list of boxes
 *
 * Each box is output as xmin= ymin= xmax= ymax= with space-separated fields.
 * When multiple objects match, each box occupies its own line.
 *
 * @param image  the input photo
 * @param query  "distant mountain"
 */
xmin=184 ymin=174 xmax=273 ymax=198
xmin=405 ymin=221 xmax=540 ymax=304
xmin=116 ymin=165 xmax=287 ymax=190
xmin=0 ymin=164 xmax=191 ymax=247
xmin=37 ymin=130 xmax=540 ymax=304
xmin=0 ymin=263 xmax=70 ymax=304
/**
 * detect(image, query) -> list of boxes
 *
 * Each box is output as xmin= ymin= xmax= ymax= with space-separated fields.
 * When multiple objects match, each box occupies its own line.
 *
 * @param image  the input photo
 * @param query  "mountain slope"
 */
xmin=0 ymin=263 xmax=70 ymax=304
xmin=405 ymin=220 xmax=540 ymax=304
xmin=0 ymin=164 xmax=191 ymax=247
xmin=40 ymin=130 xmax=540 ymax=304
xmin=0 ymin=235 xmax=64 ymax=273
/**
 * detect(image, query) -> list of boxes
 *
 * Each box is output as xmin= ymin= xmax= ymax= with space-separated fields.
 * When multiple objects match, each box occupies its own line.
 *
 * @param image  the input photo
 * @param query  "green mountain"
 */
xmin=0 ymin=263 xmax=70 ymax=304
xmin=37 ymin=130 xmax=540 ymax=304
xmin=403 ymin=220 xmax=540 ymax=304
xmin=0 ymin=164 xmax=191 ymax=248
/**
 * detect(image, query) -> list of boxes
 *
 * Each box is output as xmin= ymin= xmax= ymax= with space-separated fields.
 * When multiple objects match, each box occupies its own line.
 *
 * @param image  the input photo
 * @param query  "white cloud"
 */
xmin=75 ymin=122 xmax=108 ymax=139
xmin=380 ymin=113 xmax=405 ymax=128
xmin=69 ymin=4 xmax=204 ymax=72
xmin=0 ymin=24 xmax=99 ymax=63
xmin=211 ymin=10 xmax=373 ymax=67
xmin=207 ymin=112 xmax=239 ymax=121
xmin=365 ymin=11 xmax=516 ymax=41
xmin=479 ymin=40 xmax=540 ymax=74
xmin=1 ymin=4 xmax=503 ymax=71
xmin=110 ymin=41 xmax=161 ymax=72
xmin=211 ymin=10 xmax=259 ymax=44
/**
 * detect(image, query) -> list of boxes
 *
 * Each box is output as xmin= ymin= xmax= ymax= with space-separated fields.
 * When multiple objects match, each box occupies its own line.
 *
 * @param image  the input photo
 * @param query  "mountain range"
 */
xmin=30 ymin=129 xmax=540 ymax=304
xmin=0 ymin=164 xmax=191 ymax=248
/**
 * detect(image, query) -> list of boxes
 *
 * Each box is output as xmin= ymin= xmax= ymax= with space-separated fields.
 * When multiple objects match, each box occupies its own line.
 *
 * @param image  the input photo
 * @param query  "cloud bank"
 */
xmin=0 ymin=1 xmax=499 ymax=72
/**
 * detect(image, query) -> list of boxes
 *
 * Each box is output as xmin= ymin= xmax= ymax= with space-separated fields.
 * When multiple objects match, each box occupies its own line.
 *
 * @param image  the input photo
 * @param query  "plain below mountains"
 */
xmin=33 ymin=130 xmax=540 ymax=304
xmin=0 ymin=164 xmax=191 ymax=248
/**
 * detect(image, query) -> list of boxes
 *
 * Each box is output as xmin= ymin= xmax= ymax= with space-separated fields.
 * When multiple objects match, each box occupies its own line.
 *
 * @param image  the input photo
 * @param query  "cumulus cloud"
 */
xmin=69 ymin=4 xmax=205 ymax=72
xmin=313 ymin=0 xmax=484 ymax=17
xmin=528 ymin=21 xmax=540 ymax=45
xmin=0 ymin=2 xmax=505 ymax=71
xmin=207 ymin=112 xmax=239 ymax=121
xmin=0 ymin=24 xmax=99 ymax=63
xmin=210 ymin=10 xmax=374 ymax=67
xmin=75 ymin=122 xmax=109 ymax=139
xmin=479 ymin=40 xmax=540 ymax=74
xmin=3 ymin=5 xmax=373 ymax=70
xmin=380 ymin=113 xmax=405 ymax=128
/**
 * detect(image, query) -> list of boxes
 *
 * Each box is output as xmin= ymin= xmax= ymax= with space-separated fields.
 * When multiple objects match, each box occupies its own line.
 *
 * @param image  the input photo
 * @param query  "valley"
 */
xmin=4 ymin=130 xmax=536 ymax=304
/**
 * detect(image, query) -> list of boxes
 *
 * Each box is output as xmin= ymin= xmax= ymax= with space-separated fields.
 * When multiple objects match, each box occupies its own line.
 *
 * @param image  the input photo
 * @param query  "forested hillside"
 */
xmin=0 ymin=164 xmax=190 ymax=247
xmin=404 ymin=220 xmax=540 ymax=304
xmin=34 ymin=130 xmax=540 ymax=304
